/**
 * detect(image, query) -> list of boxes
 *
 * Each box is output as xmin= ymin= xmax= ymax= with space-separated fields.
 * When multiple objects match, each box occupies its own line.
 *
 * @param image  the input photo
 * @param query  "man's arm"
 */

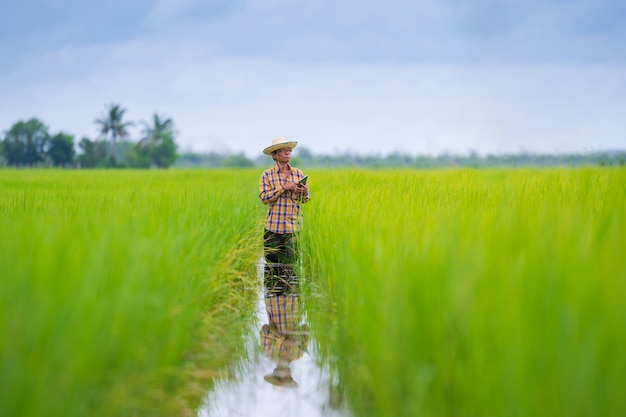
xmin=259 ymin=173 xmax=285 ymax=204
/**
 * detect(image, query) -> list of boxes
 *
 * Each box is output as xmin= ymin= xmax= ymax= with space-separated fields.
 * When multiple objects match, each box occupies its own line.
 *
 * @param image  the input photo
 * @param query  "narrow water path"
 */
xmin=197 ymin=260 xmax=351 ymax=417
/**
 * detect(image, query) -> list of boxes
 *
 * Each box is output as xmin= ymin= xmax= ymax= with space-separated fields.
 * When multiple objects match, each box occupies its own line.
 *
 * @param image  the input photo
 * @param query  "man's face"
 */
xmin=274 ymin=147 xmax=292 ymax=163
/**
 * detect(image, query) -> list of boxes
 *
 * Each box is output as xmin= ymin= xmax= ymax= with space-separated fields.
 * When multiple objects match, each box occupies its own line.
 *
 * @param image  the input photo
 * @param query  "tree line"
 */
xmin=0 ymin=104 xmax=177 ymax=168
xmin=176 ymin=147 xmax=626 ymax=169
xmin=2 ymin=107 xmax=624 ymax=169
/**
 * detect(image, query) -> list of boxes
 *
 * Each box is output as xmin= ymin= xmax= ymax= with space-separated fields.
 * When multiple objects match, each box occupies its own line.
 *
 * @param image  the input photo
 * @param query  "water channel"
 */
xmin=197 ymin=260 xmax=351 ymax=417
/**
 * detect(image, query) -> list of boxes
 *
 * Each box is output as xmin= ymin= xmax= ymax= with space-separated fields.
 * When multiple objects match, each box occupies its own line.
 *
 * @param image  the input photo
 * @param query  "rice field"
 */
xmin=0 ymin=169 xmax=264 ymax=417
xmin=299 ymin=167 xmax=626 ymax=417
xmin=1 ymin=167 xmax=624 ymax=417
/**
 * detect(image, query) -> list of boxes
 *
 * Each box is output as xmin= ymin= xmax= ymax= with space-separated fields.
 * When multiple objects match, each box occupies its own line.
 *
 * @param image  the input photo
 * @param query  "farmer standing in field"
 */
xmin=259 ymin=137 xmax=310 ymax=271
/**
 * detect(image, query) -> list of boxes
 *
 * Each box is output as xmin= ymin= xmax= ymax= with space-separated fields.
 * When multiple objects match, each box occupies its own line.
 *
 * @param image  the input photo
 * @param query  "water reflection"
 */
xmin=261 ymin=263 xmax=309 ymax=389
xmin=198 ymin=259 xmax=350 ymax=417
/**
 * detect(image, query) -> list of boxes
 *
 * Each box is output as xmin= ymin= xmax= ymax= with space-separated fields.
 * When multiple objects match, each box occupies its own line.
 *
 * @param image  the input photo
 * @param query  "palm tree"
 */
xmin=139 ymin=113 xmax=174 ymax=148
xmin=94 ymin=104 xmax=133 ymax=145
xmin=138 ymin=113 xmax=178 ymax=168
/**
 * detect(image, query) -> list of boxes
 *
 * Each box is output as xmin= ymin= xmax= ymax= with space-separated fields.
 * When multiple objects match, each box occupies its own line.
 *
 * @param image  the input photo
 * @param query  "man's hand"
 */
xmin=297 ymin=183 xmax=309 ymax=195
xmin=282 ymin=182 xmax=299 ymax=191
xmin=283 ymin=181 xmax=309 ymax=195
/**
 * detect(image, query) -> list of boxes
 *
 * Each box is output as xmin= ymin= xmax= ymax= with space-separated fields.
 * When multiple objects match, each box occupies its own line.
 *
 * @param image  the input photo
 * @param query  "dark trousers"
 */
xmin=264 ymin=229 xmax=296 ymax=264
xmin=264 ymin=229 xmax=298 ymax=295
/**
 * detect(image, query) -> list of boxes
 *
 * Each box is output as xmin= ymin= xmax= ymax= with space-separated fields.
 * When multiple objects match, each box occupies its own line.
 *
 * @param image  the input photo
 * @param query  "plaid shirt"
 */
xmin=259 ymin=164 xmax=310 ymax=234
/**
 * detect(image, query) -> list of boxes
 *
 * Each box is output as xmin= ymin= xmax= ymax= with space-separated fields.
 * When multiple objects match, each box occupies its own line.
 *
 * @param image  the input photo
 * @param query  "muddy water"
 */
xmin=197 ymin=260 xmax=351 ymax=417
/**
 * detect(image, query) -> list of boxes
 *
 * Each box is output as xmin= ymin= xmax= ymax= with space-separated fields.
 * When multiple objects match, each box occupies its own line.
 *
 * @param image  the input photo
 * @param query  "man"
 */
xmin=259 ymin=137 xmax=310 ymax=273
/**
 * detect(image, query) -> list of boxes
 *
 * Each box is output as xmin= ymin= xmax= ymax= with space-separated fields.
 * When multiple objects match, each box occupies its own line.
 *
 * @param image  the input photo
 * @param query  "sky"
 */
xmin=1 ymin=0 xmax=625 ymax=157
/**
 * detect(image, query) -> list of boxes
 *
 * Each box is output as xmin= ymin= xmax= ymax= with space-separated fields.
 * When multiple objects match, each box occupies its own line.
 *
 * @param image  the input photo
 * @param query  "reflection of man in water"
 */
xmin=261 ymin=294 xmax=309 ymax=388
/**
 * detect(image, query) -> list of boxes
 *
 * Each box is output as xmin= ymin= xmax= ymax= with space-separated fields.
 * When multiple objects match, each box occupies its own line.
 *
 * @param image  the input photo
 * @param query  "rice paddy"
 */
xmin=1 ymin=167 xmax=624 ymax=417
xmin=300 ymin=167 xmax=626 ymax=417
xmin=0 ymin=169 xmax=263 ymax=417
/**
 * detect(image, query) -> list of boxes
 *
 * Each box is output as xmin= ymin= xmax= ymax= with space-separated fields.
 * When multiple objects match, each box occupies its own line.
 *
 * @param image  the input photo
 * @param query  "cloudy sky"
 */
xmin=1 ymin=0 xmax=625 ymax=157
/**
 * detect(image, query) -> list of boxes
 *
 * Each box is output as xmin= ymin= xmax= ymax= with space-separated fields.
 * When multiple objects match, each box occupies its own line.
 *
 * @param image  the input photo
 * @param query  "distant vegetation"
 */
xmin=2 ymin=107 xmax=624 ymax=169
xmin=178 ymin=147 xmax=626 ymax=169
xmin=0 ymin=104 xmax=178 ymax=169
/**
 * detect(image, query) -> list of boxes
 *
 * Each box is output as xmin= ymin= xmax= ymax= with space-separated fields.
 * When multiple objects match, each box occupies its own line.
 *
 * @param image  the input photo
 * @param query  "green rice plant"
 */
xmin=0 ymin=169 xmax=264 ymax=417
xmin=300 ymin=167 xmax=626 ymax=417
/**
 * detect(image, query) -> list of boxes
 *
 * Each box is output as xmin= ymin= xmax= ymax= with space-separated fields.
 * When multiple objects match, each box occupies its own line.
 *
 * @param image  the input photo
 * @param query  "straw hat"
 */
xmin=263 ymin=137 xmax=298 ymax=155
